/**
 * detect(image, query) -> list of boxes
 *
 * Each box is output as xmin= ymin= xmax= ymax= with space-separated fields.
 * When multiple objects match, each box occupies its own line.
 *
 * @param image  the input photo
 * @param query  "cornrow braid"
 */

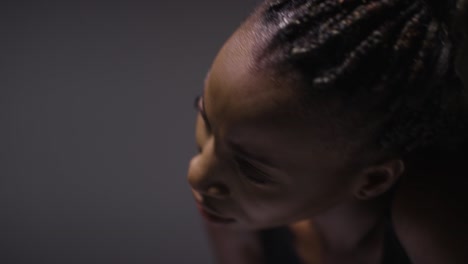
xmin=375 ymin=6 xmax=429 ymax=93
xmin=312 ymin=1 xmax=424 ymax=90
xmin=256 ymin=0 xmax=467 ymax=153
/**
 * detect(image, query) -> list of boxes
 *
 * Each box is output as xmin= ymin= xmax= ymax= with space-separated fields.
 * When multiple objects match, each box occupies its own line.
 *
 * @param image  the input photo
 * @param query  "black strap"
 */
xmin=381 ymin=217 xmax=412 ymax=264
xmin=259 ymin=226 xmax=302 ymax=264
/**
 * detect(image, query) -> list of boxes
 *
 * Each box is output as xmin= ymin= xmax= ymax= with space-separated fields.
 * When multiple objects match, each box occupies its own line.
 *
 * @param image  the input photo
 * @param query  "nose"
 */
xmin=187 ymin=141 xmax=230 ymax=199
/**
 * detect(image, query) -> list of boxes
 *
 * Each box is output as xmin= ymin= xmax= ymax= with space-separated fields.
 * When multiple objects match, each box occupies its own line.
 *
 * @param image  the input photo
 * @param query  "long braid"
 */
xmin=256 ymin=0 xmax=467 ymax=153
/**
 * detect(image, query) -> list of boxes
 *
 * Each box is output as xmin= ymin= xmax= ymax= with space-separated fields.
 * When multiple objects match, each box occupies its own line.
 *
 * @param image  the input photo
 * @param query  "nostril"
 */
xmin=206 ymin=184 xmax=230 ymax=198
xmin=187 ymin=153 xmax=230 ymax=198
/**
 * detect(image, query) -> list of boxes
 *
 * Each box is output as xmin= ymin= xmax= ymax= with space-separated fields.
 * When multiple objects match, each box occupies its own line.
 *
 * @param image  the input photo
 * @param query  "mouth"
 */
xmin=196 ymin=202 xmax=236 ymax=224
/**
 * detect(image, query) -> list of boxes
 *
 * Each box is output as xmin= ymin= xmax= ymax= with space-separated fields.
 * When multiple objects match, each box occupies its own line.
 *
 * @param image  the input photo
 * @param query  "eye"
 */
xmin=236 ymin=157 xmax=273 ymax=185
xmin=193 ymin=95 xmax=210 ymax=154
xmin=193 ymin=95 xmax=212 ymax=132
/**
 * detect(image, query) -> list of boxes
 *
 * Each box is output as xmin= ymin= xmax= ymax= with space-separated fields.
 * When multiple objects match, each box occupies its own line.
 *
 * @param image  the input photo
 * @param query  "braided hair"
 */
xmin=252 ymin=0 xmax=468 ymax=154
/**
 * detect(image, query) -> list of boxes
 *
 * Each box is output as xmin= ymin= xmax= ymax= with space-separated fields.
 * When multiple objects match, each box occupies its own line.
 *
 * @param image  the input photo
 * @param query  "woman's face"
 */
xmin=187 ymin=23 xmax=362 ymax=230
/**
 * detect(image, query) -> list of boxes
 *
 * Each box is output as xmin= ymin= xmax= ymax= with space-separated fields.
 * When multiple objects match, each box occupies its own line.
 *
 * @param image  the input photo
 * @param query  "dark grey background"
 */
xmin=1 ymin=1 xmax=261 ymax=263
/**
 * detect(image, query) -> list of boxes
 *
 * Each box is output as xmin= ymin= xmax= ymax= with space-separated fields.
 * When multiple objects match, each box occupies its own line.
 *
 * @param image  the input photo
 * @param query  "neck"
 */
xmin=311 ymin=195 xmax=390 ymax=255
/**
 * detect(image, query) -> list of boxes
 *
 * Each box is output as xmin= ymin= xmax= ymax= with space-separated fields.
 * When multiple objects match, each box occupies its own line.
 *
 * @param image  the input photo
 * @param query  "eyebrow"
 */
xmin=228 ymin=141 xmax=277 ymax=169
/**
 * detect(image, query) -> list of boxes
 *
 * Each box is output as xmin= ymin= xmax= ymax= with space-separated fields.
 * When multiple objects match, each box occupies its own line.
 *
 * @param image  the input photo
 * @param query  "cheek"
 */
xmin=298 ymin=174 xmax=355 ymax=216
xmin=237 ymin=174 xmax=351 ymax=226
xmin=236 ymin=188 xmax=316 ymax=227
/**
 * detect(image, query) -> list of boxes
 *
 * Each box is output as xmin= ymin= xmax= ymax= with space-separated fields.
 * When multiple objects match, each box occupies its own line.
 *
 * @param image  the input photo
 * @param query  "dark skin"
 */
xmin=187 ymin=13 xmax=468 ymax=264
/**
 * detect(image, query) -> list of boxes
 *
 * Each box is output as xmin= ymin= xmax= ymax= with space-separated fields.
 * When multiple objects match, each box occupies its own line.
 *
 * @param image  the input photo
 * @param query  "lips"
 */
xmin=191 ymin=189 xmax=236 ymax=224
xmin=196 ymin=202 xmax=236 ymax=224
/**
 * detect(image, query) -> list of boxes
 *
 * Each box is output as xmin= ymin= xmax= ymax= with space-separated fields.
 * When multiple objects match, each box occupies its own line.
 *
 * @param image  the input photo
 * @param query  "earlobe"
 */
xmin=354 ymin=159 xmax=405 ymax=200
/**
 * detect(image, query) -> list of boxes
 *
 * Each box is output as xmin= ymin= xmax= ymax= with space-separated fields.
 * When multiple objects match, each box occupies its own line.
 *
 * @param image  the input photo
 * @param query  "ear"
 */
xmin=353 ymin=159 xmax=405 ymax=200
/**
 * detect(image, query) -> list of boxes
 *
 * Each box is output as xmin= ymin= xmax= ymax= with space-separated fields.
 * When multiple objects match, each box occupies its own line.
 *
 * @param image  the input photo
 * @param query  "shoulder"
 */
xmin=391 ymin=166 xmax=468 ymax=264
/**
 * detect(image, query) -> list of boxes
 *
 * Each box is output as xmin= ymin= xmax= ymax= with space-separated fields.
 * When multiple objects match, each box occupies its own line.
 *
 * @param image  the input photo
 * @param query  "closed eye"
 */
xmin=194 ymin=95 xmax=211 ymax=153
xmin=194 ymin=95 xmax=275 ymax=185
xmin=236 ymin=157 xmax=274 ymax=185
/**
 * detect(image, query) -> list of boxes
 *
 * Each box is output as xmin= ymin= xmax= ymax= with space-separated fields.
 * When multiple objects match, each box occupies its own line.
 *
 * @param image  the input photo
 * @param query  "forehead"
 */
xmin=205 ymin=26 xmax=296 ymax=124
xmin=202 ymin=25 xmax=351 ymax=168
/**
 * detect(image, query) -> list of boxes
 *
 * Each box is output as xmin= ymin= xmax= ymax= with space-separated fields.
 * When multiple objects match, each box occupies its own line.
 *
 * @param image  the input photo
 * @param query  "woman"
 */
xmin=187 ymin=0 xmax=468 ymax=263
